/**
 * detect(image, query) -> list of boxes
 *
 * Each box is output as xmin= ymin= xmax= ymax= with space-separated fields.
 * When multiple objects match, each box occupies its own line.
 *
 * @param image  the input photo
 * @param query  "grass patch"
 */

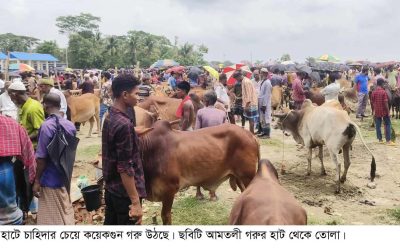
xmin=260 ymin=138 xmax=283 ymax=147
xmin=77 ymin=144 xmax=100 ymax=161
xmin=143 ymin=196 xmax=231 ymax=225
xmin=388 ymin=208 xmax=400 ymax=223
xmin=307 ymin=216 xmax=322 ymax=225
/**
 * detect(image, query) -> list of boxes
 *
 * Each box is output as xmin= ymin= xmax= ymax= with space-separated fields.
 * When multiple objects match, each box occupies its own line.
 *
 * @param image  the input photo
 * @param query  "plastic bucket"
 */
xmin=81 ymin=185 xmax=101 ymax=212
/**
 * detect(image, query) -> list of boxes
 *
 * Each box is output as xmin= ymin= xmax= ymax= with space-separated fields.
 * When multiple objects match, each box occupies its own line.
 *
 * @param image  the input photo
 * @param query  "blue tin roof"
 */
xmin=9 ymin=52 xmax=58 ymax=62
xmin=0 ymin=52 xmax=7 ymax=60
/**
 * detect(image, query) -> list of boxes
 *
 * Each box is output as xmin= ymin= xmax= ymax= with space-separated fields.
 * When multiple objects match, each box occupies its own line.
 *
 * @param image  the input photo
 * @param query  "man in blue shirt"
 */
xmin=168 ymin=72 xmax=178 ymax=91
xmin=354 ymin=68 xmax=370 ymax=118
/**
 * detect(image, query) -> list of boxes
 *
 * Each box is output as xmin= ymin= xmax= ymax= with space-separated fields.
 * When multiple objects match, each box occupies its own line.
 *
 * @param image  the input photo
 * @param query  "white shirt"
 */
xmin=0 ymin=91 xmax=18 ymax=121
xmin=50 ymin=87 xmax=68 ymax=118
xmin=252 ymin=79 xmax=260 ymax=96
xmin=214 ymin=83 xmax=230 ymax=111
xmin=321 ymin=81 xmax=340 ymax=101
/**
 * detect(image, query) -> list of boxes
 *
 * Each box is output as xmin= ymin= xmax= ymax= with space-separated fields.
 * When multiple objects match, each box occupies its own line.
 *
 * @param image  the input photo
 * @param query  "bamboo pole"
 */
xmin=4 ymin=51 xmax=10 ymax=81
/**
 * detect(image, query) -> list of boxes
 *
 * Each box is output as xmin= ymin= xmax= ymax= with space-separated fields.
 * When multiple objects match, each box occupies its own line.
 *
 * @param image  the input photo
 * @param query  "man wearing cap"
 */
xmin=232 ymin=71 xmax=258 ymax=134
xmin=8 ymin=81 xmax=45 ymax=145
xmin=38 ymin=78 xmax=68 ymax=118
xmin=0 ymin=81 xmax=19 ymax=121
xmin=258 ymin=68 xmax=273 ymax=138
xmin=176 ymin=81 xmax=195 ymax=131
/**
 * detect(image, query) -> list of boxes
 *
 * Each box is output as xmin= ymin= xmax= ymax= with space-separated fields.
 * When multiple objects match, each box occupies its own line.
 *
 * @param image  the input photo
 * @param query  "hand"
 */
xmin=33 ymin=180 xmax=41 ymax=198
xmin=245 ymin=102 xmax=250 ymax=109
xmin=129 ymin=202 xmax=143 ymax=225
xmin=261 ymin=106 xmax=266 ymax=113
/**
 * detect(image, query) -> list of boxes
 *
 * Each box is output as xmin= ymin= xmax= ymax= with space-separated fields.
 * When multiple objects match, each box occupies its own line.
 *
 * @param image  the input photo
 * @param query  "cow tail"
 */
xmin=348 ymin=122 xmax=376 ymax=182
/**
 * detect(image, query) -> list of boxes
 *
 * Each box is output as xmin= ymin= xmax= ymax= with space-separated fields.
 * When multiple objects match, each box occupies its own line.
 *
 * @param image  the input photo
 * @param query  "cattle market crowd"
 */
xmin=0 ymin=61 xmax=399 ymax=225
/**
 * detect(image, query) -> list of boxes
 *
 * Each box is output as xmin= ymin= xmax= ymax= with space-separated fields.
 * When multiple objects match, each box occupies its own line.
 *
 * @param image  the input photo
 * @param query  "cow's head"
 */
xmin=273 ymin=109 xmax=304 ymax=145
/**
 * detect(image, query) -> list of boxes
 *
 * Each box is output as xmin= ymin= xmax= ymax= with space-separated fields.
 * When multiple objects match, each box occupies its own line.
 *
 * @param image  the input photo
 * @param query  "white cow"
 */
xmin=274 ymin=99 xmax=376 ymax=193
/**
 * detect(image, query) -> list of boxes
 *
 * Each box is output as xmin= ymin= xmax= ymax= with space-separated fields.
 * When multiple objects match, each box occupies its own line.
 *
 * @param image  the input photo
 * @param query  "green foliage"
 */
xmin=56 ymin=12 xmax=101 ymax=36
xmin=0 ymin=33 xmax=39 ymax=52
xmin=388 ymin=208 xmax=400 ymax=223
xmin=280 ymin=53 xmax=291 ymax=62
xmin=35 ymin=40 xmax=63 ymax=60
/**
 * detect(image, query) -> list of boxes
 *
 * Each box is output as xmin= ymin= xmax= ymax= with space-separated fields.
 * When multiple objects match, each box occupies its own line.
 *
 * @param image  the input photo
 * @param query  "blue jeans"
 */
xmin=375 ymin=116 xmax=391 ymax=142
xmin=100 ymin=104 xmax=110 ymax=123
xmin=0 ymin=160 xmax=23 ymax=225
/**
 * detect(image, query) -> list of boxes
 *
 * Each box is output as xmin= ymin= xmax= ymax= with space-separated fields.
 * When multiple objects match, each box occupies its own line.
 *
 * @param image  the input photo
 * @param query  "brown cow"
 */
xmin=64 ymin=91 xmax=100 ymax=137
xmin=229 ymin=159 xmax=307 ymax=225
xmin=134 ymin=106 xmax=158 ymax=128
xmin=138 ymin=95 xmax=204 ymax=128
xmin=304 ymin=87 xmax=325 ymax=106
xmin=139 ymin=121 xmax=259 ymax=225
xmin=272 ymin=86 xmax=283 ymax=111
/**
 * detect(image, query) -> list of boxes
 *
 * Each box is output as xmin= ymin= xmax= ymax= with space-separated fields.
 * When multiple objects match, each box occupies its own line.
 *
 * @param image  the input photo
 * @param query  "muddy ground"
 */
xmin=69 ymin=109 xmax=400 ymax=225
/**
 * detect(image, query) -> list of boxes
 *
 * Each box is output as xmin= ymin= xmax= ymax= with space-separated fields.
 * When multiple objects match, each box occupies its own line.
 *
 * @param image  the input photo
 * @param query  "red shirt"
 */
xmin=371 ymin=86 xmax=389 ymax=117
xmin=0 ymin=115 xmax=36 ymax=183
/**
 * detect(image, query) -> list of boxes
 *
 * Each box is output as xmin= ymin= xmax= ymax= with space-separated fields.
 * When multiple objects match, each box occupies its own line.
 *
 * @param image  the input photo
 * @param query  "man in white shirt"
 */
xmin=0 ymin=81 xmax=19 ymax=121
xmin=37 ymin=78 xmax=68 ymax=118
xmin=321 ymin=72 xmax=341 ymax=101
xmin=213 ymin=73 xmax=231 ymax=112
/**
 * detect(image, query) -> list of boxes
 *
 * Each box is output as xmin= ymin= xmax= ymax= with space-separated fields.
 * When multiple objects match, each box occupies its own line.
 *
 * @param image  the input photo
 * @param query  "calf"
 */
xmin=229 ymin=159 xmax=307 ymax=225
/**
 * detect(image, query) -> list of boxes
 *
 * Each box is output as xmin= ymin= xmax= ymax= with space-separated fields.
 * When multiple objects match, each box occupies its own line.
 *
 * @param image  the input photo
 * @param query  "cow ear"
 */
xmin=135 ymin=127 xmax=154 ymax=137
xmin=273 ymin=113 xmax=287 ymax=119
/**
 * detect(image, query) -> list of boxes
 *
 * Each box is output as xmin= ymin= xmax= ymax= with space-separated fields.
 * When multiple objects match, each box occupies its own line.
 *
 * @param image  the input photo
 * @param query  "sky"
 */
xmin=1 ymin=0 xmax=400 ymax=63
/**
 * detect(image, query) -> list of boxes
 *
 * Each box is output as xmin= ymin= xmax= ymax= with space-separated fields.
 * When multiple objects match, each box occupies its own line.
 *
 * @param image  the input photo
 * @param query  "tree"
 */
xmin=0 ymin=33 xmax=39 ymax=52
xmin=68 ymin=34 xmax=95 ymax=69
xmin=35 ymin=40 xmax=63 ymax=59
xmin=306 ymin=57 xmax=316 ymax=64
xmin=280 ymin=53 xmax=291 ymax=62
xmin=56 ymin=13 xmax=101 ymax=36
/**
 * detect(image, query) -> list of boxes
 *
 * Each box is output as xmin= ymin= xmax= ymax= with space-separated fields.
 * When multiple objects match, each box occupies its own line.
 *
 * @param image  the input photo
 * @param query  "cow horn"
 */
xmin=169 ymin=119 xmax=180 ymax=126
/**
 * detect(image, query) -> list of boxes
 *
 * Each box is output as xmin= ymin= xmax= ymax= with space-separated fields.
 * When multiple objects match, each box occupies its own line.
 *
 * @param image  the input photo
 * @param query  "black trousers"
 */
xmin=13 ymin=160 xmax=33 ymax=213
xmin=104 ymin=190 xmax=142 ymax=225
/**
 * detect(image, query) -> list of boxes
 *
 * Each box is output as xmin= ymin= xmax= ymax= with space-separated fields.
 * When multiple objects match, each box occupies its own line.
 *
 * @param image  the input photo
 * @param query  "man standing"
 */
xmin=38 ymin=78 xmax=68 ymax=118
xmin=292 ymin=72 xmax=306 ymax=110
xmin=0 ymin=81 xmax=19 ymax=121
xmin=176 ymin=81 xmax=195 ymax=131
xmin=80 ymin=75 xmax=95 ymax=94
xmin=33 ymin=94 xmax=77 ymax=224
xmin=0 ymin=115 xmax=36 ymax=225
xmin=321 ymin=72 xmax=341 ymax=101
xmin=354 ymin=68 xmax=370 ymax=119
xmin=138 ymin=74 xmax=154 ymax=102
xmin=252 ymin=69 xmax=260 ymax=96
xmin=258 ymin=68 xmax=273 ymax=139
xmin=233 ymin=71 xmax=258 ymax=134
xmin=102 ymin=73 xmax=146 ymax=225
xmin=194 ymin=90 xmax=226 ymax=201
xmin=371 ymin=79 xmax=395 ymax=145
xmin=168 ymin=72 xmax=178 ymax=91
xmin=213 ymin=73 xmax=231 ymax=114
xmin=271 ymin=69 xmax=283 ymax=87
xmin=8 ymin=81 xmax=45 ymax=147
xmin=100 ymin=72 xmax=113 ymax=123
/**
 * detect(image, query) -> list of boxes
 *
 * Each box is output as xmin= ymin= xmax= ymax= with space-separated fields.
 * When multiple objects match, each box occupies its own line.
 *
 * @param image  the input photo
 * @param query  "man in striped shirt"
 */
xmin=138 ymin=74 xmax=154 ymax=103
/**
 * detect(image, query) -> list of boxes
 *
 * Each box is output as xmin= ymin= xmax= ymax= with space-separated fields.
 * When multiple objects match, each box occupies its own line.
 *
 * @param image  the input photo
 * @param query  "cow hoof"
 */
xmin=86 ymin=135 xmax=92 ymax=138
xmin=305 ymin=172 xmax=311 ymax=176
xmin=335 ymin=189 xmax=341 ymax=194
xmin=367 ymin=182 xmax=376 ymax=189
xmin=196 ymin=194 xmax=205 ymax=200
xmin=209 ymin=196 xmax=218 ymax=202
xmin=321 ymin=171 xmax=327 ymax=176
xmin=340 ymin=176 xmax=346 ymax=183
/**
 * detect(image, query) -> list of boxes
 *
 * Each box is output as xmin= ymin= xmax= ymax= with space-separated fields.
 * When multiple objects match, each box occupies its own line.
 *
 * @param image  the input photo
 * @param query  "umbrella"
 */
xmin=281 ymin=60 xmax=295 ymax=65
xmin=150 ymin=59 xmax=179 ymax=69
xmin=223 ymin=64 xmax=252 ymax=85
xmin=318 ymin=54 xmax=340 ymax=62
xmin=64 ymin=68 xmax=74 ymax=72
xmin=309 ymin=72 xmax=321 ymax=83
xmin=271 ymin=64 xmax=286 ymax=72
xmin=47 ymin=115 xmax=80 ymax=194
xmin=203 ymin=66 xmax=219 ymax=80
xmin=296 ymin=64 xmax=312 ymax=75
xmin=165 ymin=66 xmax=185 ymax=74
xmin=9 ymin=63 xmax=34 ymax=72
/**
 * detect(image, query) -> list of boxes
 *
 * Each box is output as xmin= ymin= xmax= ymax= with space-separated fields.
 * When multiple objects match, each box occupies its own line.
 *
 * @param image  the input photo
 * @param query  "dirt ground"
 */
xmin=71 ymin=110 xmax=400 ymax=225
